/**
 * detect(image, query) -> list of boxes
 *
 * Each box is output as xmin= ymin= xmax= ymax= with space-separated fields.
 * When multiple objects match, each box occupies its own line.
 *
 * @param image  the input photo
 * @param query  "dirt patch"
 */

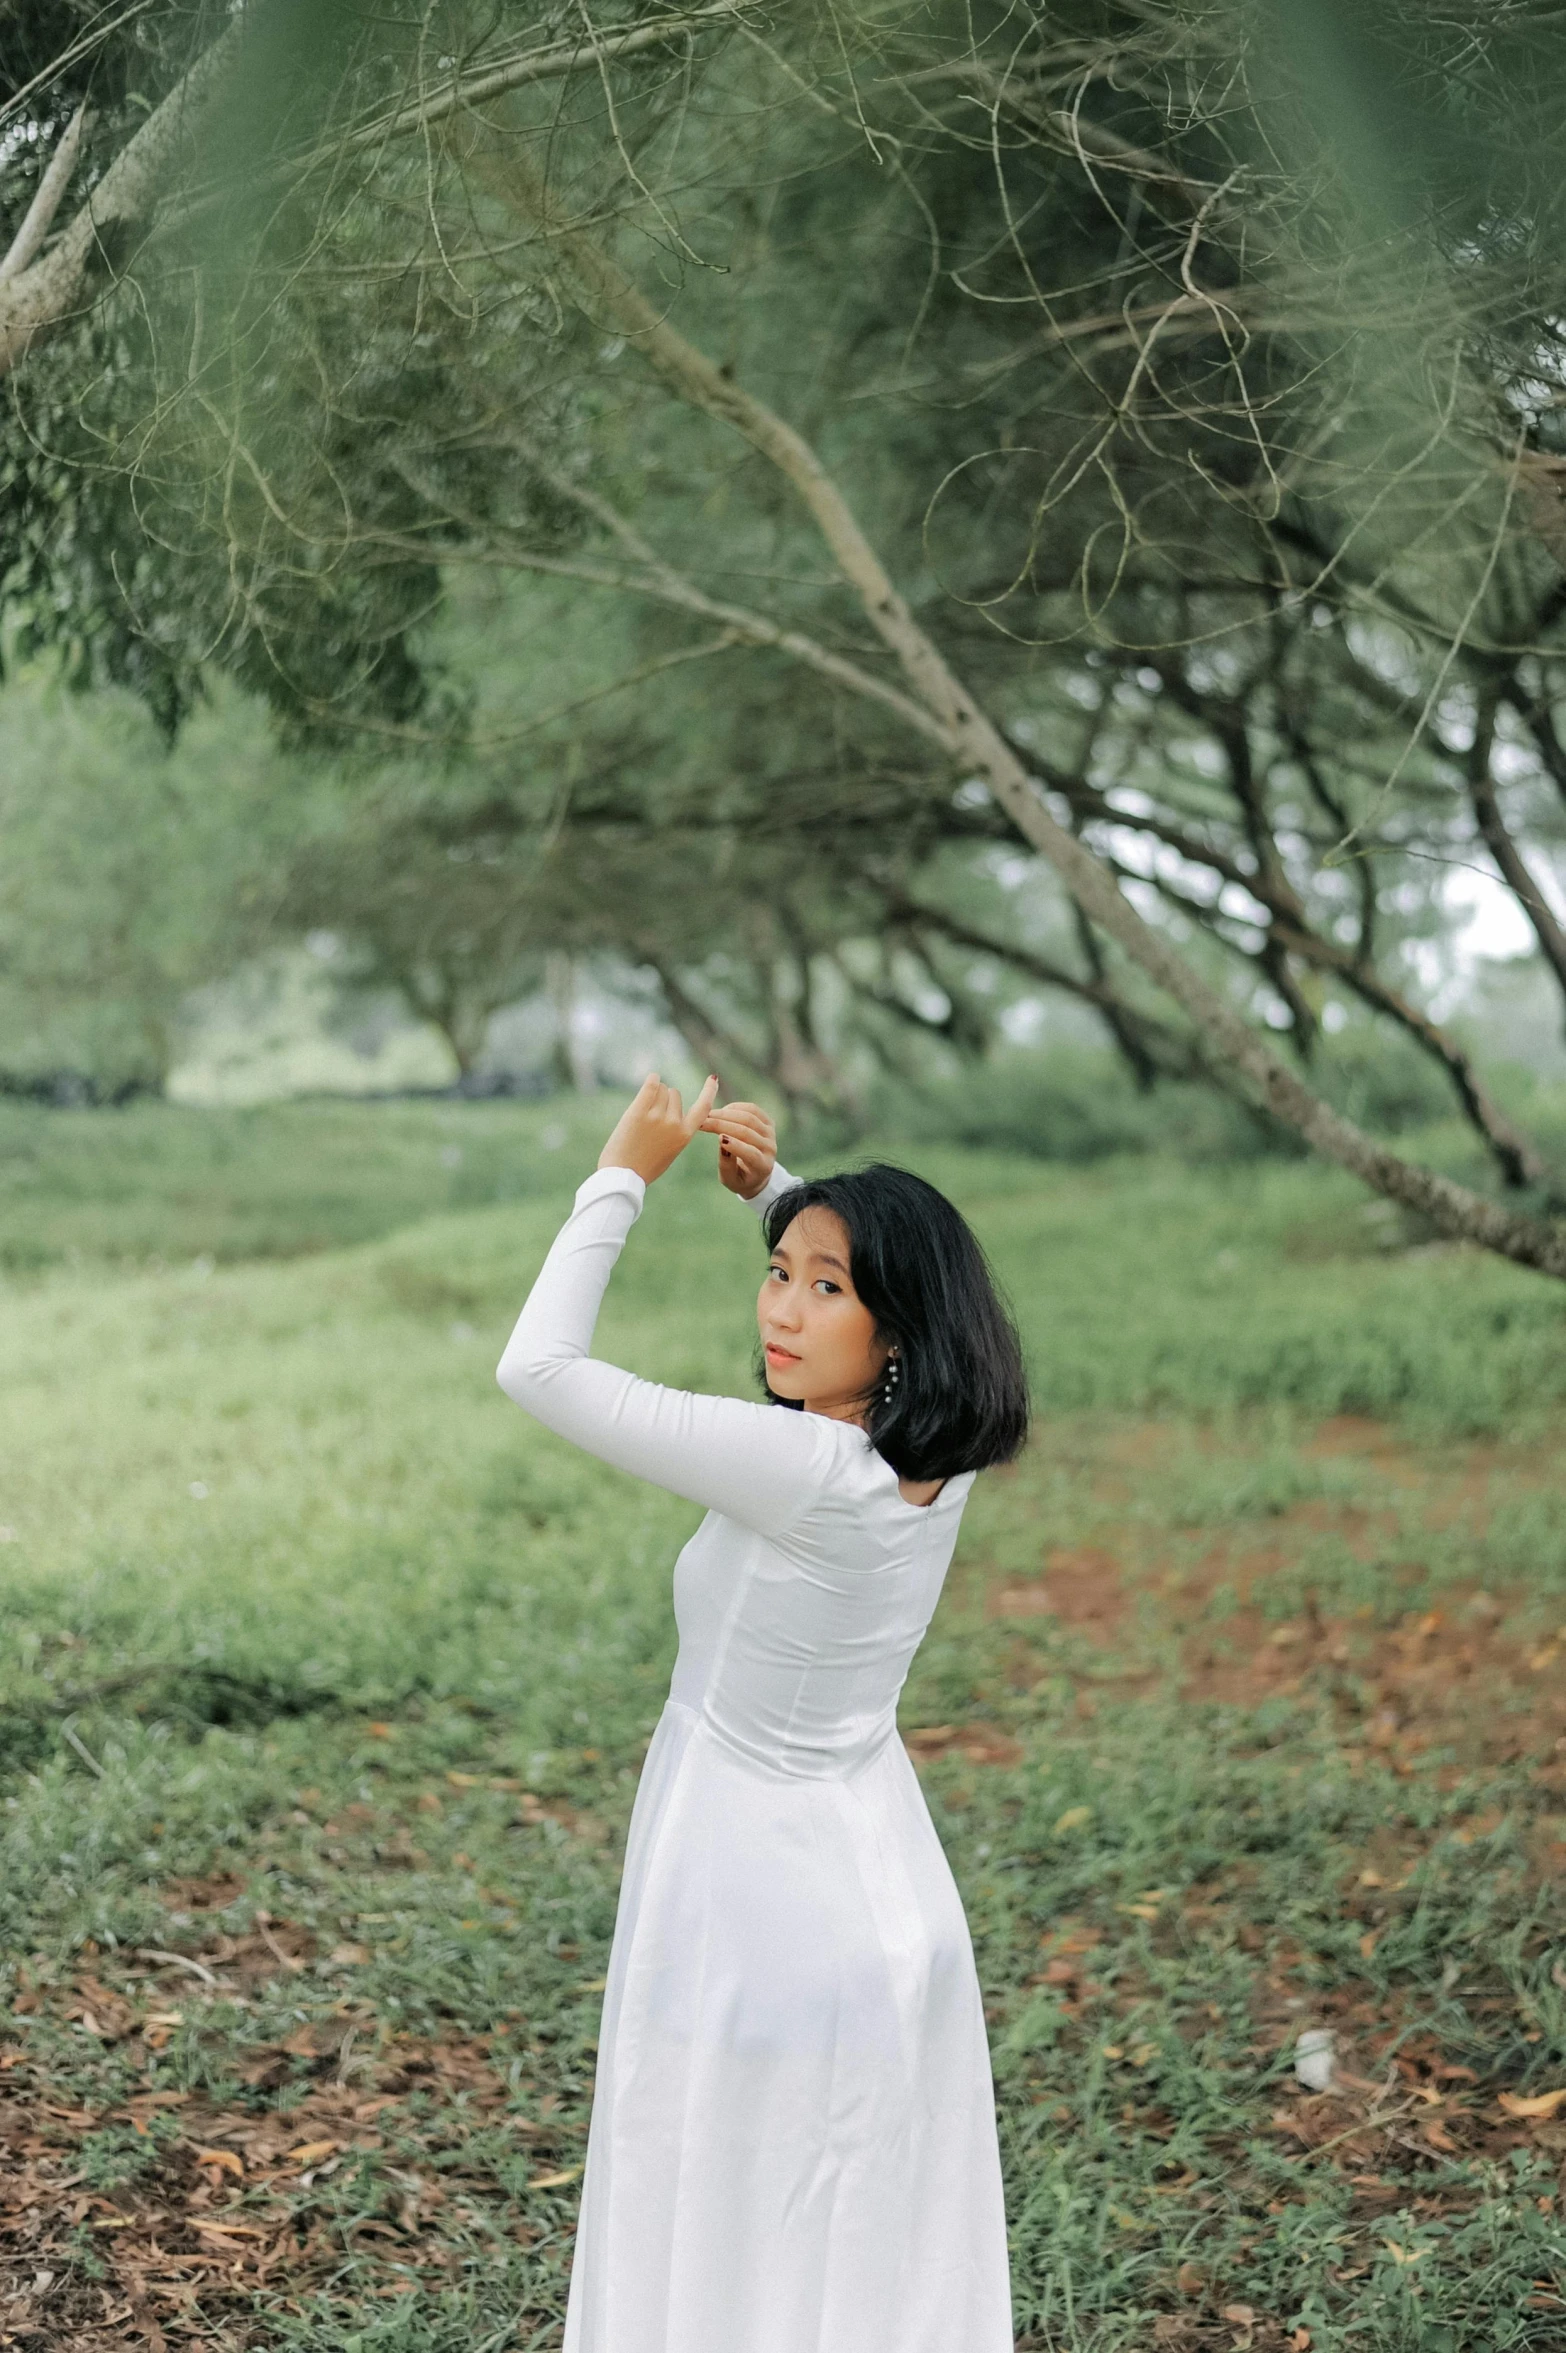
xmin=960 ymin=1413 xmax=1566 ymax=1776
xmin=989 ymin=1545 xmax=1127 ymax=1633
xmin=1180 ymin=1594 xmax=1566 ymax=1770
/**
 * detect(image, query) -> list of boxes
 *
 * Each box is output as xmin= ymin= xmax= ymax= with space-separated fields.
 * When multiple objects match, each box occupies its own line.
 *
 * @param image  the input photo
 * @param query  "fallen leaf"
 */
xmin=1221 ymin=2305 xmax=1256 ymax=2326
xmin=287 ymin=2139 xmax=338 ymax=2167
xmin=1290 ymin=2332 xmax=1312 ymax=2350
xmin=193 ymin=2146 xmax=244 ymax=2176
xmin=1119 ymin=1902 xmax=1161 ymax=1921
xmin=367 ymin=1722 xmax=394 ymax=1738
xmin=1359 ymin=1929 xmax=1380 ymax=1958
xmin=446 ymin=1770 xmax=482 ymax=1788
xmin=529 ymin=2164 xmax=584 ymax=2190
xmin=1423 ymin=2118 xmax=1458 ymax=2153
xmin=1498 ymin=2086 xmax=1566 ymax=2119
xmin=1053 ymin=1805 xmax=1093 ymax=1834
xmin=1176 ymin=2261 xmax=1205 ymax=2296
xmin=329 ymin=1943 xmax=370 ymax=1966
xmin=1383 ymin=2239 xmax=1427 ymax=2266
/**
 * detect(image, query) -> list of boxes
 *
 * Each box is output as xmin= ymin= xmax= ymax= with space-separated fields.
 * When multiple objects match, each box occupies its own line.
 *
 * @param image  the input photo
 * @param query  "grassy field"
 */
xmin=2 ymin=1095 xmax=1564 ymax=2352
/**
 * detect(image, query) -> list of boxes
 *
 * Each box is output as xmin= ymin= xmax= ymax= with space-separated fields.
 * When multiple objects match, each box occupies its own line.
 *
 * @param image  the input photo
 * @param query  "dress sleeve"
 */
xmin=495 ymin=1166 xmax=833 ymax=1537
xmin=739 ymin=1162 xmax=803 ymax=1225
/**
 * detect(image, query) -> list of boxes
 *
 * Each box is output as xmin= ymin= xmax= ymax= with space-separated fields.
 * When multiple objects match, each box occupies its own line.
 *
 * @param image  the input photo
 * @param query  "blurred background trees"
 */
xmin=3 ymin=0 xmax=1566 ymax=1261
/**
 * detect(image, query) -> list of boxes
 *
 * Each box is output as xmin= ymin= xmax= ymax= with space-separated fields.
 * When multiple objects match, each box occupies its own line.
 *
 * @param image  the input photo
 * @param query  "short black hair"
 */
xmin=761 ymin=1164 xmax=1029 ymax=1482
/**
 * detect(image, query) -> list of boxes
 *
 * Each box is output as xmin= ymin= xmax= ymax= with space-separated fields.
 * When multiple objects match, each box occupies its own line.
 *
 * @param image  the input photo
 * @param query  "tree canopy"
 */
xmin=4 ymin=1 xmax=1566 ymax=1269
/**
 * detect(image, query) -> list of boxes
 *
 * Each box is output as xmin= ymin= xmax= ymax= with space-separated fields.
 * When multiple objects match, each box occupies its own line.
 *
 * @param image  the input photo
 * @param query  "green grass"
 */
xmin=2 ymin=1098 xmax=1564 ymax=2350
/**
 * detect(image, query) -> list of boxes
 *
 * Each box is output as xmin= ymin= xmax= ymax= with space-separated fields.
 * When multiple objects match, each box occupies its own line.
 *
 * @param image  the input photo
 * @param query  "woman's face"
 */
xmin=757 ymin=1207 xmax=887 ymax=1422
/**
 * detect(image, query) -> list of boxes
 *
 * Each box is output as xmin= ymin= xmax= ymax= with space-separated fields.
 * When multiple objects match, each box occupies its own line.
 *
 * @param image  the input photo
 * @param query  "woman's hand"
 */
xmin=597 ymin=1073 xmax=720 ymax=1186
xmin=699 ymin=1098 xmax=777 ymax=1200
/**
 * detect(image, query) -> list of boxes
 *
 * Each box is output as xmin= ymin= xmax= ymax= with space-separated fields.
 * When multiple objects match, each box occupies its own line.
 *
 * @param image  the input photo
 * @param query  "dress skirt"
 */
xmin=562 ymin=1701 xmax=1013 ymax=2353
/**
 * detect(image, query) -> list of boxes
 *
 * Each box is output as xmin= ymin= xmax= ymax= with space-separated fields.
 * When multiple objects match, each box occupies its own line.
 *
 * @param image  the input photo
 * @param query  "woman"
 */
xmin=497 ymin=1073 xmax=1029 ymax=2353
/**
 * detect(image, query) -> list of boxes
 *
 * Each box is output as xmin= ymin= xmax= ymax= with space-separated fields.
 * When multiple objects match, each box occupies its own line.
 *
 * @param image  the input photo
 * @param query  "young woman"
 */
xmin=497 ymin=1073 xmax=1029 ymax=2353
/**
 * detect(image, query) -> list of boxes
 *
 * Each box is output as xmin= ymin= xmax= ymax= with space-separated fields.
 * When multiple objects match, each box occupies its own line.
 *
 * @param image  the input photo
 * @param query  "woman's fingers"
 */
xmin=717 ymin=1134 xmax=765 ymax=1194
xmin=699 ymin=1102 xmax=773 ymax=1145
xmin=683 ymin=1073 xmax=721 ymax=1137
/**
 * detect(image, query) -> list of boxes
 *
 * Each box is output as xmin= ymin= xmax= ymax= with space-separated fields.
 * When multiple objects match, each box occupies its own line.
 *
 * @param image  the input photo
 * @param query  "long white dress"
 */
xmin=496 ymin=1163 xmax=1012 ymax=2353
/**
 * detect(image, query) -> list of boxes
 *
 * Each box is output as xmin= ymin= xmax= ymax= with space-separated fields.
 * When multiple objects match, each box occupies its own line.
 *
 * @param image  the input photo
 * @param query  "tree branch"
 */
xmin=1468 ymin=723 xmax=1566 ymax=1008
xmin=370 ymin=485 xmax=946 ymax=747
xmin=0 ymin=6 xmax=743 ymax=378
xmin=881 ymin=890 xmax=1205 ymax=1083
xmin=0 ymin=27 xmax=240 ymax=378
xmin=0 ymin=102 xmax=89 ymax=282
xmin=163 ymin=4 xmax=746 ymax=235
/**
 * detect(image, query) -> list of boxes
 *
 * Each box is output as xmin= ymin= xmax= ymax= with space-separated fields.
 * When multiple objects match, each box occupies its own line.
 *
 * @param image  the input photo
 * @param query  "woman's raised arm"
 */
xmin=496 ymin=1091 xmax=832 ymax=1536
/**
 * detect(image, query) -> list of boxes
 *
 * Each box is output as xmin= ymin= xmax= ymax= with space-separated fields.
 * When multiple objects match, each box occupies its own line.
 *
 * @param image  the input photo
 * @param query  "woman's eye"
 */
xmin=768 ymin=1265 xmax=787 ymax=1282
xmin=813 ymin=1279 xmax=840 ymax=1295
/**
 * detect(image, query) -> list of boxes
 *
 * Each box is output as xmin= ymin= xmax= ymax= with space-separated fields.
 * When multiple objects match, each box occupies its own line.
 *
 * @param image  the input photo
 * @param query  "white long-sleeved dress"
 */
xmin=496 ymin=1163 xmax=1012 ymax=2353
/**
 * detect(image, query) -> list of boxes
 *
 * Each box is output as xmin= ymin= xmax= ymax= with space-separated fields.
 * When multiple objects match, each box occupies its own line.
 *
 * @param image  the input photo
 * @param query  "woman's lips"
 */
xmin=764 ymin=1343 xmax=801 ymax=1364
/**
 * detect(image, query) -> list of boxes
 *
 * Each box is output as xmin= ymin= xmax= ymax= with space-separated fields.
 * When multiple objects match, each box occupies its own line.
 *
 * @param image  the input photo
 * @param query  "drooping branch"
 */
xmin=1275 ymin=919 xmax=1545 ymax=1190
xmin=1070 ymin=901 xmax=1162 ymax=1091
xmin=1032 ymin=680 xmax=1547 ymax=1186
xmin=1467 ymin=730 xmax=1566 ymax=1011
xmin=163 ymin=4 xmax=746 ymax=235
xmin=880 ymin=891 xmax=1206 ymax=1085
xmin=498 ymin=149 xmax=1566 ymax=1277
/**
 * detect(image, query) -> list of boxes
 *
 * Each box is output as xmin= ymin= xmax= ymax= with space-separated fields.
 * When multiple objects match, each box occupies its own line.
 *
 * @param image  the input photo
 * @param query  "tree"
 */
xmin=5 ymin=3 xmax=1566 ymax=1271
xmin=0 ymin=665 xmax=286 ymax=1092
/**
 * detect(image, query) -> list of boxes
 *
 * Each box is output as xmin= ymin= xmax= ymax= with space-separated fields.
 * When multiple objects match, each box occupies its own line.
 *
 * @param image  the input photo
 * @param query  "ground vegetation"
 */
xmin=1 ymin=1098 xmax=1564 ymax=2348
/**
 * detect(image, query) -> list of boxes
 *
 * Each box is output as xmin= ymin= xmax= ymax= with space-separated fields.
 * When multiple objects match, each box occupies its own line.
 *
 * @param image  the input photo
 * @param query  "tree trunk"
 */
xmin=546 ymin=953 xmax=596 ymax=1093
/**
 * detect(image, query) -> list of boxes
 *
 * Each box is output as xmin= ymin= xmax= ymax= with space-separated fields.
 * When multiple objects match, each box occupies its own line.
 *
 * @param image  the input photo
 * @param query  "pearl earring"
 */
xmin=881 ymin=1350 xmax=901 ymax=1406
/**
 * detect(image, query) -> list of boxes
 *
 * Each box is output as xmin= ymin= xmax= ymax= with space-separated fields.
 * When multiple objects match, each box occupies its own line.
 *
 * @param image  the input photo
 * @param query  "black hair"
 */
xmin=760 ymin=1164 xmax=1029 ymax=1482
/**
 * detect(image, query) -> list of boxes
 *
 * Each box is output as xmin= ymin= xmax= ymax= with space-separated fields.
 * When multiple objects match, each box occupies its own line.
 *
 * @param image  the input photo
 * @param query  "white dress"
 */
xmin=496 ymin=1164 xmax=1012 ymax=2353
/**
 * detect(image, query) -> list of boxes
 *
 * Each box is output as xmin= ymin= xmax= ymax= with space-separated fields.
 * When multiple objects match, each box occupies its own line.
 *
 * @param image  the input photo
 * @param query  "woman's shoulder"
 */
xmin=797 ymin=1419 xmax=977 ymax=1516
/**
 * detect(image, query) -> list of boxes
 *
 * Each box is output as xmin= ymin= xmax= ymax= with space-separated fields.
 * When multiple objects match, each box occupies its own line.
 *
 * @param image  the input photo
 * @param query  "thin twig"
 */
xmin=60 ymin=1721 xmax=105 ymax=1779
xmin=136 ymin=1948 xmax=220 ymax=1988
